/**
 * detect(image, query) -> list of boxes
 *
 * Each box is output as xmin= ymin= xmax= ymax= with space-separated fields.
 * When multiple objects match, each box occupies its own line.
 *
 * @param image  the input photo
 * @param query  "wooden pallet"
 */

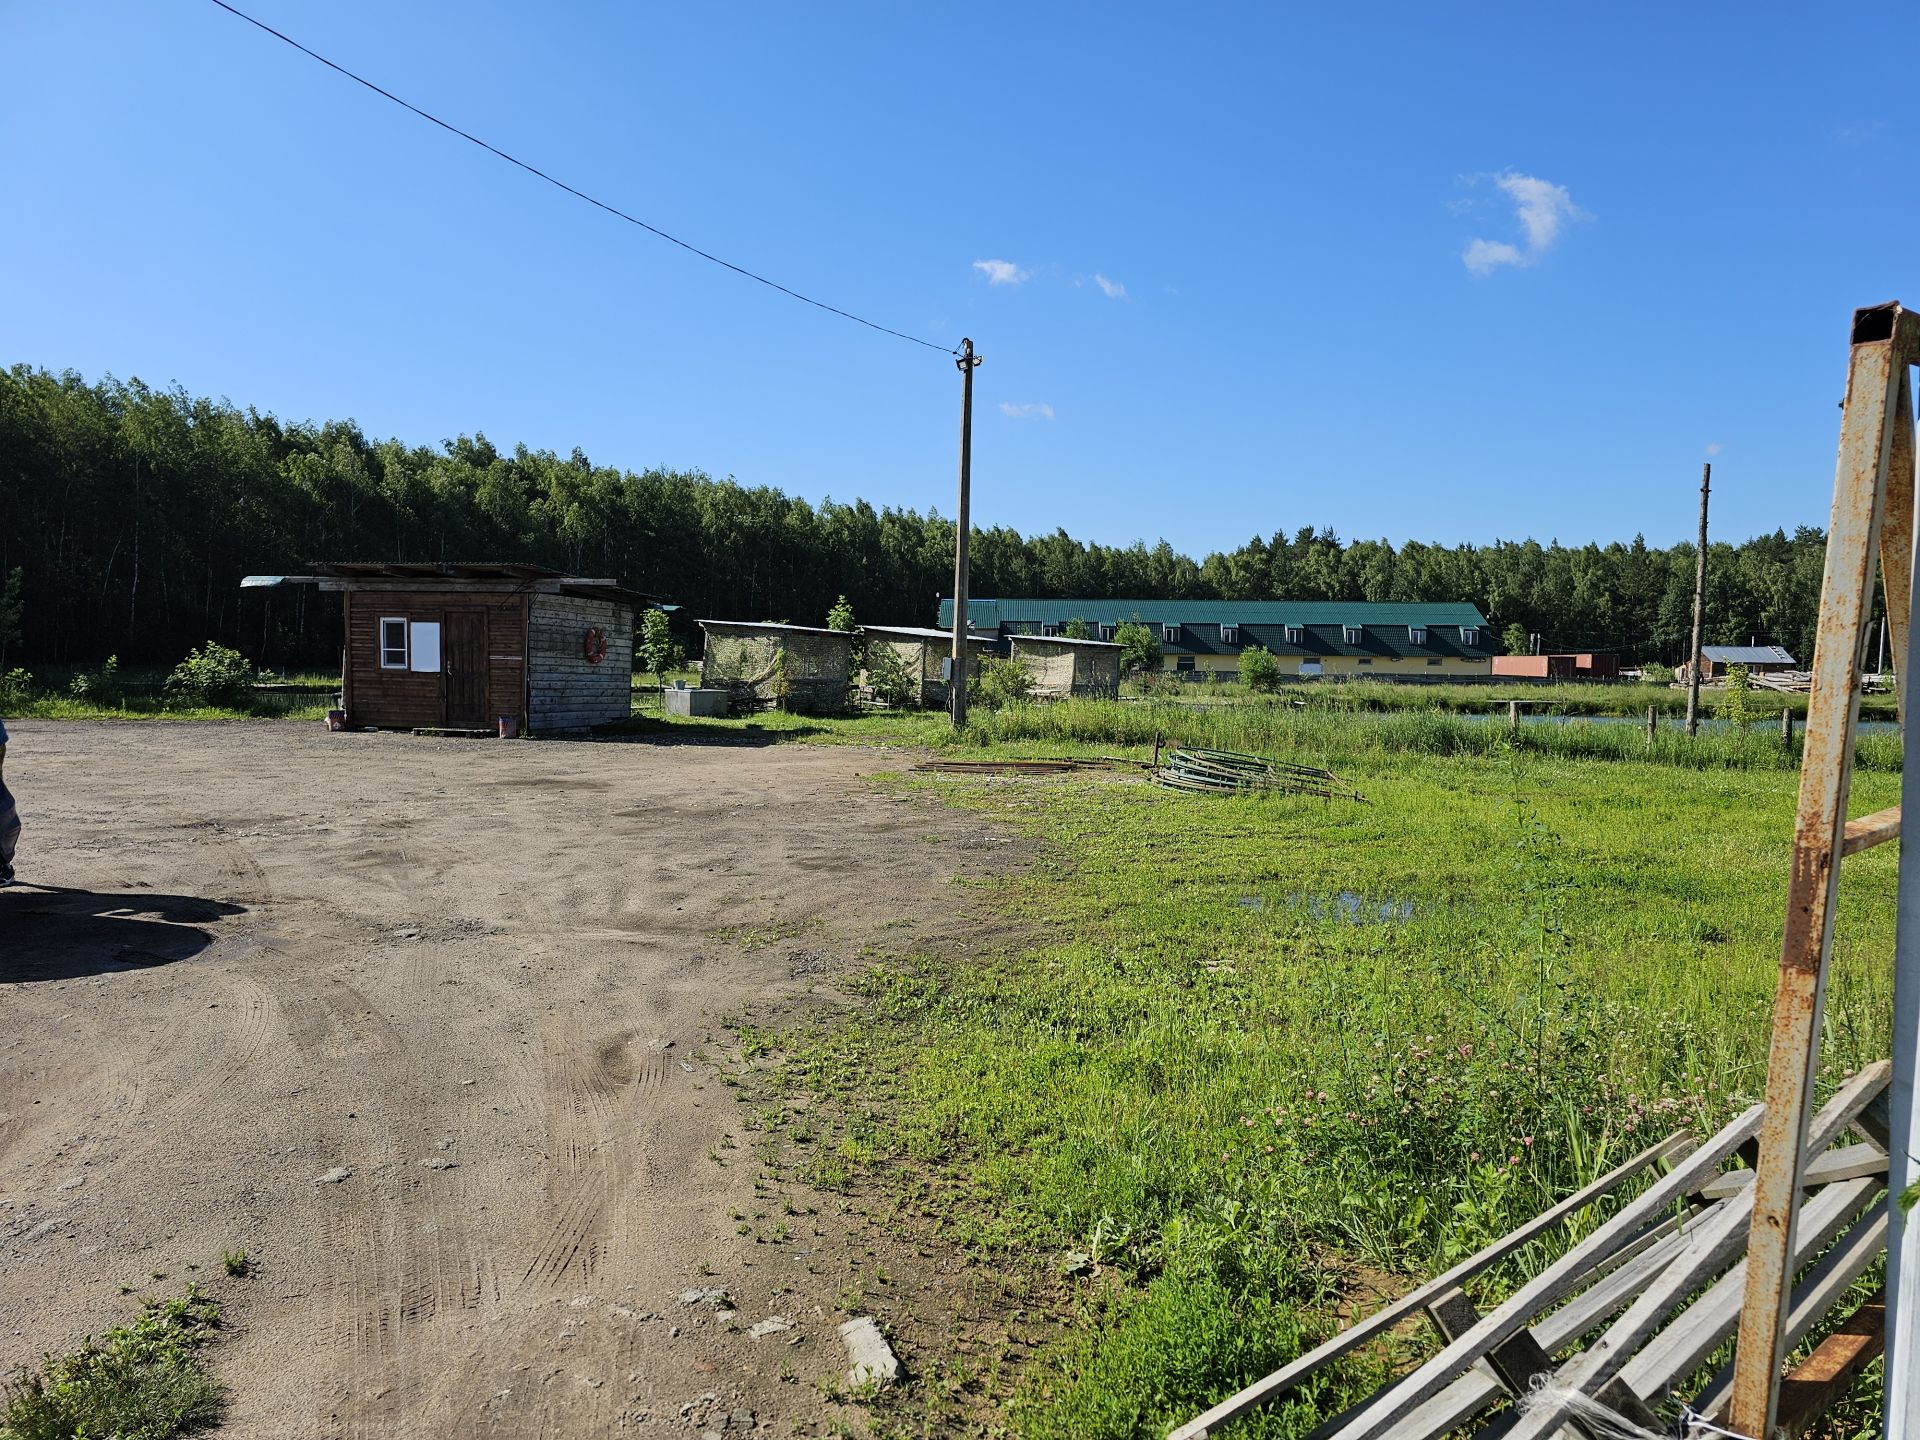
xmin=1171 ymin=1064 xmax=1893 ymax=1440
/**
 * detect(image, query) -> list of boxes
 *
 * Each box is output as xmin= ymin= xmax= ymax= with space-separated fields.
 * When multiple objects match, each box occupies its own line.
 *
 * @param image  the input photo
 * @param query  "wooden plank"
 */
xmin=1695 ymin=1142 xmax=1888 ymax=1199
xmin=1610 ymin=1176 xmax=1879 ymax=1405
xmin=1307 ymin=1213 xmax=1710 ymax=1440
xmin=1306 ymin=1112 xmax=1760 ymax=1440
xmin=1426 ymin=1287 xmax=1664 ymax=1434
xmin=1689 ymin=1200 xmax=1889 ymax=1419
xmin=1165 ymin=1131 xmax=1697 ymax=1440
xmin=1841 ymin=805 xmax=1901 ymax=857
xmin=1775 ymin=1297 xmax=1887 ymax=1439
xmin=1497 ymin=1068 xmax=1891 ymax=1440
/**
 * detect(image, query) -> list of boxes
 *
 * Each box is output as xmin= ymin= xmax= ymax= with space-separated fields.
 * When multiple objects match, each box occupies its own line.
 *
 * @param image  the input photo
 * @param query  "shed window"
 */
xmin=1357 ymin=656 xmax=1373 ymax=665
xmin=1409 ymin=626 xmax=1428 ymax=646
xmin=1221 ymin=625 xmax=1239 ymax=645
xmin=1344 ymin=625 xmax=1363 ymax=645
xmin=408 ymin=620 xmax=442 ymax=673
xmin=1286 ymin=625 xmax=1304 ymax=646
xmin=1427 ymin=657 xmax=1443 ymax=665
xmin=380 ymin=617 xmax=408 ymax=669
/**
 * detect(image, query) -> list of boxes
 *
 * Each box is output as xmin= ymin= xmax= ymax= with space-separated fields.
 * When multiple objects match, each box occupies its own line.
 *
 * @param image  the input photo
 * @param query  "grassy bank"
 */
xmin=623 ymin=692 xmax=1901 ymax=774
xmin=732 ymin=741 xmax=1896 ymax=1436
xmin=1122 ymin=677 xmax=1898 ymax=722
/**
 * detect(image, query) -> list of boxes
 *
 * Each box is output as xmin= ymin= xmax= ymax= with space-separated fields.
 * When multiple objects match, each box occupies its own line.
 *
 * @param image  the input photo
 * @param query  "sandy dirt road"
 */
xmin=0 ymin=721 xmax=1018 ymax=1437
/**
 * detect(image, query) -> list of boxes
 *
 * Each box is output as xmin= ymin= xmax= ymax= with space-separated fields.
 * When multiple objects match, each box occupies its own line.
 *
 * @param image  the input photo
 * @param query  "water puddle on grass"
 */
xmin=1238 ymin=892 xmax=1417 ymax=923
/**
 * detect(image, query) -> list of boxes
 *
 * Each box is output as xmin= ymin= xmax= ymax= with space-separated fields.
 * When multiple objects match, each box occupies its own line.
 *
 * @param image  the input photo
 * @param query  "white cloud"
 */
xmin=973 ymin=258 xmax=1029 ymax=286
xmin=1462 ymin=172 xmax=1584 ymax=275
xmin=1092 ymin=273 xmax=1127 ymax=300
xmin=999 ymin=402 xmax=1055 ymax=420
xmin=1705 ymin=442 xmax=1723 ymax=456
xmin=1462 ymin=239 xmax=1527 ymax=276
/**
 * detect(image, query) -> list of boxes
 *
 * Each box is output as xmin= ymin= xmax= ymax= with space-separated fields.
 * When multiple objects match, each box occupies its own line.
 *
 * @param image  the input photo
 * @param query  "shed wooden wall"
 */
xmin=344 ymin=590 xmax=526 ymax=730
xmin=528 ymin=594 xmax=634 ymax=732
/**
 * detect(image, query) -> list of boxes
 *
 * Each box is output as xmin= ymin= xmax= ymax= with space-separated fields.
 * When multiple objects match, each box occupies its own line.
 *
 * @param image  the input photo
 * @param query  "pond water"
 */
xmin=1239 ymin=892 xmax=1417 ymax=923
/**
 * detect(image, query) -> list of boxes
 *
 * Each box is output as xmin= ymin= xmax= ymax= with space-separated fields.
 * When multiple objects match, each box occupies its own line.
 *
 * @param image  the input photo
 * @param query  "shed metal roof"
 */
xmin=861 ymin=625 xmax=997 ymax=643
xmin=1702 ymin=644 xmax=1797 ymax=665
xmin=698 ymin=619 xmax=853 ymax=637
xmin=243 ymin=562 xmax=661 ymax=607
xmin=1009 ymin=634 xmax=1122 ymax=650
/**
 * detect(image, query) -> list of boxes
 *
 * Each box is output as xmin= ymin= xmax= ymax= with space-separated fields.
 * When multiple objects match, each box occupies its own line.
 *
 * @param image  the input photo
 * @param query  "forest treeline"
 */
xmin=1 ymin=364 xmax=1838 ymax=669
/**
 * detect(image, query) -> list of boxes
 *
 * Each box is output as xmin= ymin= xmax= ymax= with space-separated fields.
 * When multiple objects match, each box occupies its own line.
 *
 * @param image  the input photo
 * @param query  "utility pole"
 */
xmin=1685 ymin=461 xmax=1711 ymax=737
xmin=950 ymin=337 xmax=981 ymax=728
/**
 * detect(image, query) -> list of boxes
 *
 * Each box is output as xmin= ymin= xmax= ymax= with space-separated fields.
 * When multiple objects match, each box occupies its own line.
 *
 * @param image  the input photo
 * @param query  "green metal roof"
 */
xmin=933 ymin=598 xmax=1494 ymax=659
xmin=937 ymin=597 xmax=1488 ymax=627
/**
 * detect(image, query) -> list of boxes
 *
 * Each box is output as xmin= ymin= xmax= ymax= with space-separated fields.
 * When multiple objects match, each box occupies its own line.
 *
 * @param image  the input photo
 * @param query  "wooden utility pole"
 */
xmin=949 ymin=338 xmax=981 ymax=728
xmin=1684 ymin=462 xmax=1711 ymax=737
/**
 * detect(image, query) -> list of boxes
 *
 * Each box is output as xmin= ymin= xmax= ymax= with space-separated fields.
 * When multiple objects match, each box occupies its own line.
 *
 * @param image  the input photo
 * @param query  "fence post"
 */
xmin=1781 ymin=705 xmax=1795 ymax=752
xmin=1646 ymin=704 xmax=1657 ymax=751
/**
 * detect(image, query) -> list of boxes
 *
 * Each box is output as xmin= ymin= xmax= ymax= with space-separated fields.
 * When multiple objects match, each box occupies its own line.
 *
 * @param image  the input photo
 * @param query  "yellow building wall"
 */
xmin=1162 ymin=653 xmax=1491 ymax=678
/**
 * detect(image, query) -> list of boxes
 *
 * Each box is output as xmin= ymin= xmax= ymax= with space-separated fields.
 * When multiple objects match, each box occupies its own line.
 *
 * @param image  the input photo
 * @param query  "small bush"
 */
xmin=1 ymin=1287 xmax=225 ymax=1440
xmin=1640 ymin=661 xmax=1673 ymax=684
xmin=68 ymin=655 xmax=124 ymax=707
xmin=220 ymin=1249 xmax=248 ymax=1278
xmin=975 ymin=657 xmax=1035 ymax=710
xmin=865 ymin=643 xmax=917 ymax=708
xmin=164 ymin=643 xmax=254 ymax=710
xmin=1238 ymin=645 xmax=1282 ymax=693
xmin=0 ymin=668 xmax=33 ymax=707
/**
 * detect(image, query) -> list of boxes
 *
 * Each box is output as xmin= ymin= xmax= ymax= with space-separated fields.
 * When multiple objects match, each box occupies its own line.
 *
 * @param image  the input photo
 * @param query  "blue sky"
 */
xmin=3 ymin=3 xmax=1914 ymax=558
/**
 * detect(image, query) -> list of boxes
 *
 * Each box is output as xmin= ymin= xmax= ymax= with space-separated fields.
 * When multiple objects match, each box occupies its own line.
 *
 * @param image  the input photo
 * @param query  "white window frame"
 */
xmin=1164 ymin=622 xmax=1180 ymax=642
xmin=1286 ymin=625 xmax=1304 ymax=646
xmin=379 ymin=616 xmax=409 ymax=669
xmin=1461 ymin=626 xmax=1479 ymax=646
xmin=1221 ymin=625 xmax=1239 ymax=645
xmin=1344 ymin=625 xmax=1363 ymax=645
xmin=1410 ymin=626 xmax=1428 ymax=646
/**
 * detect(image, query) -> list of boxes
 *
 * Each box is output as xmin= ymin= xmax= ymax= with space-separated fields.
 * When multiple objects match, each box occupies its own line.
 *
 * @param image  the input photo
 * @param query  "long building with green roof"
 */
xmin=933 ymin=597 xmax=1495 ymax=680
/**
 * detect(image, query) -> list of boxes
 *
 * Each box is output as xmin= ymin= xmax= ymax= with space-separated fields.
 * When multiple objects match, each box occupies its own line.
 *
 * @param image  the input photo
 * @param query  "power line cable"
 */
xmin=204 ymin=0 xmax=958 ymax=356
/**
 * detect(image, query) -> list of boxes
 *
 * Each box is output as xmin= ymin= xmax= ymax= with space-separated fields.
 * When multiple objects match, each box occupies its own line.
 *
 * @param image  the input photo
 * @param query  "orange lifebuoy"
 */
xmin=583 ymin=626 xmax=608 ymax=664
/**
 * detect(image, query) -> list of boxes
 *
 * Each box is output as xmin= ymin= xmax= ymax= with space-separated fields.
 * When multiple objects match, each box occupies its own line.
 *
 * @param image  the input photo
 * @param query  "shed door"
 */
xmin=445 ymin=611 xmax=488 ymax=727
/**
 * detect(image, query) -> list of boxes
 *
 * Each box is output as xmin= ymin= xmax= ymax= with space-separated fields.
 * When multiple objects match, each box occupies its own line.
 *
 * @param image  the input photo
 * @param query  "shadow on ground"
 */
xmin=590 ymin=717 xmax=829 ymax=745
xmin=1 ymin=887 xmax=246 ymax=981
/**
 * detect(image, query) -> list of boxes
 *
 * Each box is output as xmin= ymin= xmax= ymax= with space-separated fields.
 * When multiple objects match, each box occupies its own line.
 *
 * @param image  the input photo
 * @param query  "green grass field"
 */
xmin=700 ymin=703 xmax=1896 ymax=1437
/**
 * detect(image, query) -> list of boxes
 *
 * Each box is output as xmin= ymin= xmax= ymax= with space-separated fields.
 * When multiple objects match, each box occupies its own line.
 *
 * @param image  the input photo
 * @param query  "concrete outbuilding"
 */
xmin=698 ymin=620 xmax=854 ymax=713
xmin=858 ymin=625 xmax=997 ymax=709
xmin=1010 ymin=634 xmax=1123 ymax=699
xmin=241 ymin=562 xmax=650 ymax=735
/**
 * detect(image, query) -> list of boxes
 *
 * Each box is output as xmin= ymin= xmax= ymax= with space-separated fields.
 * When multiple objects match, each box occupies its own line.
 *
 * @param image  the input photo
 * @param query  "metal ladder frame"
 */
xmin=1729 ymin=300 xmax=1919 ymax=1440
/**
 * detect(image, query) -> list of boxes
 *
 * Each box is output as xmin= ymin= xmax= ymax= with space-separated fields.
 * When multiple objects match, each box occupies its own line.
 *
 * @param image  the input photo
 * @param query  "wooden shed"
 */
xmin=858 ymin=625 xmax=998 ymax=709
xmin=1010 ymin=634 xmax=1123 ymax=699
xmin=698 ymin=620 xmax=853 ymax=714
xmin=241 ymin=562 xmax=650 ymax=735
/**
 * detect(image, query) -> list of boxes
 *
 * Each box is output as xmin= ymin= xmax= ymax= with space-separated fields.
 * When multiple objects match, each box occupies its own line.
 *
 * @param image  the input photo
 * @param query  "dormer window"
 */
xmin=1164 ymin=623 xmax=1180 ymax=643
xmin=1344 ymin=625 xmax=1363 ymax=645
xmin=1460 ymin=626 xmax=1479 ymax=646
xmin=1221 ymin=625 xmax=1239 ymax=646
xmin=1409 ymin=626 xmax=1428 ymax=646
xmin=1100 ymin=624 xmax=1116 ymax=641
xmin=1286 ymin=626 xmax=1304 ymax=646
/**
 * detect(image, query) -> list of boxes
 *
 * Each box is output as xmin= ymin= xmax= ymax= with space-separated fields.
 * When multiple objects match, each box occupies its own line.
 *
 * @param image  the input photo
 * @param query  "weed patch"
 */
xmin=1 ymin=1287 xmax=225 ymax=1440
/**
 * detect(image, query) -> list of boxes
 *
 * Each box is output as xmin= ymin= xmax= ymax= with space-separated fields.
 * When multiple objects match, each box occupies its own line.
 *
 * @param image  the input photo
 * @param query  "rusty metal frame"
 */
xmin=1728 ymin=302 xmax=1920 ymax=1437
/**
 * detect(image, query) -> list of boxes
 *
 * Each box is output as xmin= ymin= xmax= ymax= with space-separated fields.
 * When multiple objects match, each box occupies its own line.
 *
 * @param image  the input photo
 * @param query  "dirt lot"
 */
xmin=0 ymin=720 xmax=1021 ymax=1437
